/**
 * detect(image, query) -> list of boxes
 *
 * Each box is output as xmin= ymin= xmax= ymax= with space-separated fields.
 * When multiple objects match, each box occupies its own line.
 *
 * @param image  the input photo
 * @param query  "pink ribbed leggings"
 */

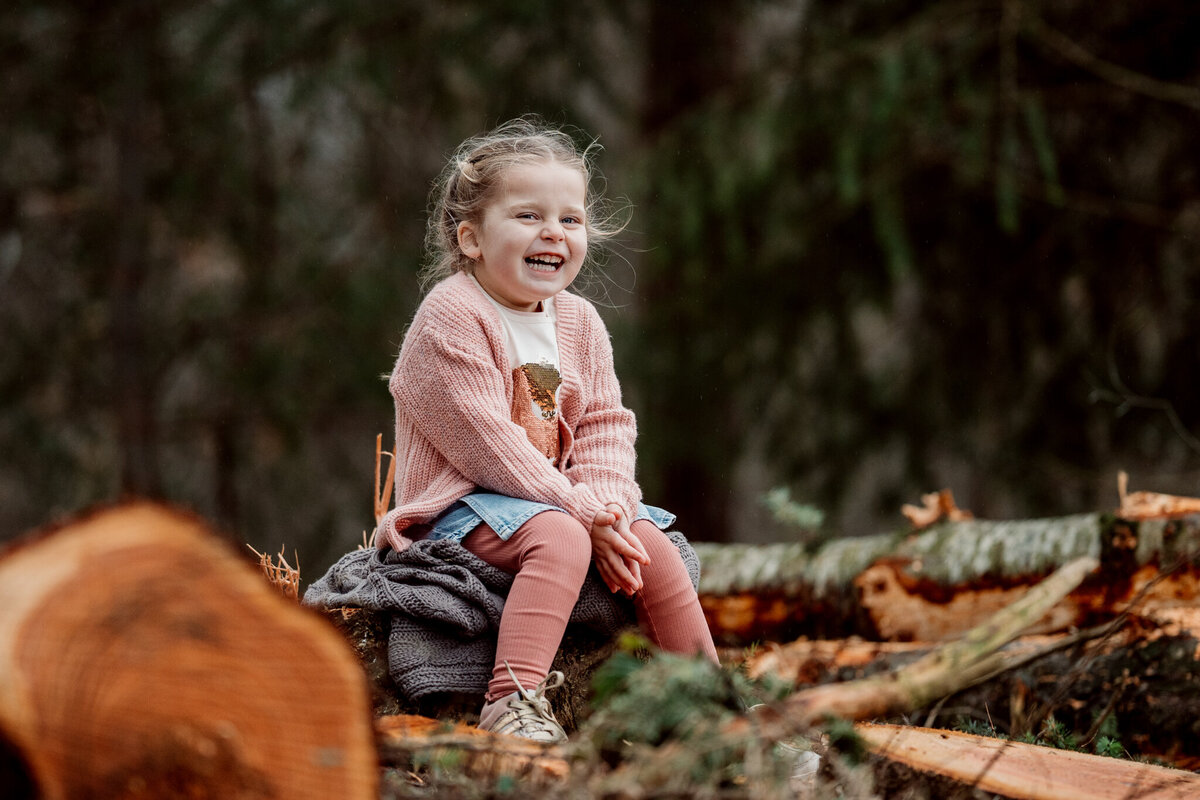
xmin=462 ymin=510 xmax=719 ymax=701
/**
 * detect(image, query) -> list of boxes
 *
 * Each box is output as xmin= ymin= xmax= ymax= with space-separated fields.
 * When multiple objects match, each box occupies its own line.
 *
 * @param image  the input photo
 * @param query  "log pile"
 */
xmin=316 ymin=476 xmax=1200 ymax=795
xmin=368 ymin=544 xmax=1200 ymax=797
xmin=696 ymin=482 xmax=1200 ymax=792
xmin=7 ymin=476 xmax=1200 ymax=798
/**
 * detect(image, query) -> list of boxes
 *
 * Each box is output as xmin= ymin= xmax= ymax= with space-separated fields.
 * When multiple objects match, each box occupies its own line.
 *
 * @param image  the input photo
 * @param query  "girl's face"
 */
xmin=456 ymin=159 xmax=587 ymax=312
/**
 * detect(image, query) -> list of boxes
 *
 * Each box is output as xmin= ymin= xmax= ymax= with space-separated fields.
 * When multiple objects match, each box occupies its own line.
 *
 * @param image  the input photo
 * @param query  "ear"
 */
xmin=456 ymin=220 xmax=482 ymax=261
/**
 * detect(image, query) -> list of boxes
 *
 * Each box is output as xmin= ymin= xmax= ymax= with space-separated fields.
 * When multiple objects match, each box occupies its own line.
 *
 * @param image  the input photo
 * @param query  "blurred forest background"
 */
xmin=3 ymin=0 xmax=1200 ymax=579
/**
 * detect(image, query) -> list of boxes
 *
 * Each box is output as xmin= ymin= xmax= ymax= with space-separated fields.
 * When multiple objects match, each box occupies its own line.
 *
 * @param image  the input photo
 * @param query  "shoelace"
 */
xmin=503 ymin=661 xmax=565 ymax=734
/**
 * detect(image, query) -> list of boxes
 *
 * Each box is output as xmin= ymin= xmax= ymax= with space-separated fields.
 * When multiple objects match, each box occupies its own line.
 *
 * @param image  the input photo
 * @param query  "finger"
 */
xmin=607 ymin=533 xmax=649 ymax=565
xmin=627 ymin=558 xmax=643 ymax=592
xmin=615 ymin=527 xmax=651 ymax=564
xmin=604 ymin=553 xmax=638 ymax=593
xmin=596 ymin=553 xmax=632 ymax=594
xmin=596 ymin=560 xmax=620 ymax=593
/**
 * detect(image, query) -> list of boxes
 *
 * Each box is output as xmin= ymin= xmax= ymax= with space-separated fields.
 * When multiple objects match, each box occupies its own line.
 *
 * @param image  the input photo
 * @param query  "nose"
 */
xmin=540 ymin=220 xmax=564 ymax=241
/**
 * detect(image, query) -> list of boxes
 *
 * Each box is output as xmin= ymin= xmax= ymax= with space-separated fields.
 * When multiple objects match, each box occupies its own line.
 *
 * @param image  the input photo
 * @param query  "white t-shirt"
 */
xmin=469 ymin=275 xmax=562 ymax=463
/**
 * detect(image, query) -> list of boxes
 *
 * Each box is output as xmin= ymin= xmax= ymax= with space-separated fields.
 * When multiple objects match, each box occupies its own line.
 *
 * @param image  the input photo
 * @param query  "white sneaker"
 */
xmin=778 ymin=741 xmax=821 ymax=792
xmin=748 ymin=703 xmax=821 ymax=792
xmin=478 ymin=663 xmax=567 ymax=744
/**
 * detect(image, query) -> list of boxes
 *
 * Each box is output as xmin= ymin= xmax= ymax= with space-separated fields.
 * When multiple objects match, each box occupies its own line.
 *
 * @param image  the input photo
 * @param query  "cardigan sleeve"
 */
xmin=560 ymin=303 xmax=642 ymax=517
xmin=392 ymin=318 xmax=608 ymax=532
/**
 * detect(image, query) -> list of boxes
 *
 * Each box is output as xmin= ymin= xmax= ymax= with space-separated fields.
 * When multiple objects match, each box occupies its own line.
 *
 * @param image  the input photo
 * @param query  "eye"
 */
xmin=517 ymin=212 xmax=538 ymax=220
xmin=562 ymin=216 xmax=582 ymax=226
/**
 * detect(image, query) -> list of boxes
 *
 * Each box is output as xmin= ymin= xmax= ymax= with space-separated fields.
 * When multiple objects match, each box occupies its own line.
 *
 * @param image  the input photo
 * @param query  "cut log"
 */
xmin=859 ymin=722 xmax=1200 ymax=800
xmin=0 ymin=502 xmax=376 ymax=799
xmin=695 ymin=512 xmax=1200 ymax=643
xmin=322 ymin=605 xmax=619 ymax=732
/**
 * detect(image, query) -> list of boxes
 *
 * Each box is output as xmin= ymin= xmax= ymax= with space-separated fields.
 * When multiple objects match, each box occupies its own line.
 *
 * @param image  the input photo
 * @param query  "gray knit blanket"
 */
xmin=303 ymin=533 xmax=700 ymax=700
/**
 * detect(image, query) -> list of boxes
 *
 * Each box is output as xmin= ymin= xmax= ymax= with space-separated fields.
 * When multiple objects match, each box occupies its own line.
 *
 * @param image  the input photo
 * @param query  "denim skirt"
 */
xmin=427 ymin=491 xmax=676 ymax=543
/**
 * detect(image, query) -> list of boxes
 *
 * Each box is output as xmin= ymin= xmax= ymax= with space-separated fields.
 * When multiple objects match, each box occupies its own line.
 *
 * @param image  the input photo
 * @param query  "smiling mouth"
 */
xmin=525 ymin=255 xmax=564 ymax=272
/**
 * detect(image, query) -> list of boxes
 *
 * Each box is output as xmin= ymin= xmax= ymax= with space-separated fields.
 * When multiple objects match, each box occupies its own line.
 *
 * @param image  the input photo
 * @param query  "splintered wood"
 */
xmin=375 ymin=432 xmax=396 ymax=528
xmin=854 ymin=559 xmax=1100 ymax=642
xmin=901 ymin=488 xmax=973 ymax=530
xmin=0 ymin=502 xmax=376 ymax=800
xmin=248 ymin=543 xmax=300 ymax=600
xmin=1117 ymin=470 xmax=1200 ymax=520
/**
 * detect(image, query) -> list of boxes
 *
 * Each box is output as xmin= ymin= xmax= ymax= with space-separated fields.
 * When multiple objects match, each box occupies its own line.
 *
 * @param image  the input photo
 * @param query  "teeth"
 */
xmin=526 ymin=255 xmax=563 ymax=270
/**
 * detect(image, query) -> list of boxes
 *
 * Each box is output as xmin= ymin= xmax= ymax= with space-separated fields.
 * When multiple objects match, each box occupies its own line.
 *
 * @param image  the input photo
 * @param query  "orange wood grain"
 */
xmin=859 ymin=722 xmax=1200 ymax=800
xmin=0 ymin=502 xmax=376 ymax=799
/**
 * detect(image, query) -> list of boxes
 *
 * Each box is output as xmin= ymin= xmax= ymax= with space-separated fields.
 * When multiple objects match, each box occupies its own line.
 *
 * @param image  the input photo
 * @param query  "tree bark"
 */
xmin=0 ymin=502 xmax=376 ymax=799
xmin=695 ymin=512 xmax=1200 ymax=643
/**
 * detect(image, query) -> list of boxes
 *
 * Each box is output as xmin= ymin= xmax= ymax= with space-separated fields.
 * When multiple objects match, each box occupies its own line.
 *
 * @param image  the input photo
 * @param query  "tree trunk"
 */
xmin=695 ymin=512 xmax=1200 ymax=643
xmin=0 ymin=502 xmax=376 ymax=799
xmin=322 ymin=606 xmax=619 ymax=733
xmin=110 ymin=2 xmax=161 ymax=499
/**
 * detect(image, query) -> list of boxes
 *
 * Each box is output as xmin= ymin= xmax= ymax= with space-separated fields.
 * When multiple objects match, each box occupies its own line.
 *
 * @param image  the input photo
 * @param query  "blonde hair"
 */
xmin=420 ymin=116 xmax=625 ymax=291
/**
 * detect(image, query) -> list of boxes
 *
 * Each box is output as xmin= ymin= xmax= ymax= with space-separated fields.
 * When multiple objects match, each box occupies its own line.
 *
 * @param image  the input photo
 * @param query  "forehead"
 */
xmin=496 ymin=160 xmax=587 ymax=205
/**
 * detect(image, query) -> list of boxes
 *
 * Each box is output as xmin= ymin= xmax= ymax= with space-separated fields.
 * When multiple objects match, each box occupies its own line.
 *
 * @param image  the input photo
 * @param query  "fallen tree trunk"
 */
xmin=694 ymin=512 xmax=1200 ymax=643
xmin=0 ymin=502 xmax=377 ymax=800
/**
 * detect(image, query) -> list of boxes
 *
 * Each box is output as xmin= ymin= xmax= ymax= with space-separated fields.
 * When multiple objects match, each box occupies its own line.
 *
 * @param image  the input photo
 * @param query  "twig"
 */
xmin=962 ymin=622 xmax=1110 ymax=691
xmin=1021 ymin=7 xmax=1200 ymax=111
xmin=1090 ymin=377 xmax=1200 ymax=457
xmin=1078 ymin=675 xmax=1129 ymax=750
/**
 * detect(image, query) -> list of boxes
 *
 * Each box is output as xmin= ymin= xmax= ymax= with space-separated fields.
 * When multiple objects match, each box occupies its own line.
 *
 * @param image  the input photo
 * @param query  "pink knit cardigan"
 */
xmin=375 ymin=271 xmax=641 ymax=551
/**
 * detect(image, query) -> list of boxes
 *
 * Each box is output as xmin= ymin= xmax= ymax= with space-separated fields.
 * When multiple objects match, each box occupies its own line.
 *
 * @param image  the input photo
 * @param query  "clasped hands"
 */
xmin=590 ymin=503 xmax=650 ymax=596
